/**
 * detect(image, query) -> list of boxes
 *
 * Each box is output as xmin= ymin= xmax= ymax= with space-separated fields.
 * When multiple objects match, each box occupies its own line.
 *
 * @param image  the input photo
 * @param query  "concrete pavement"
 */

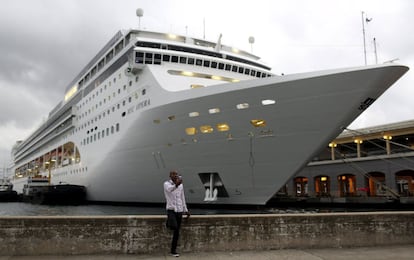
xmin=1 ymin=245 xmax=413 ymax=259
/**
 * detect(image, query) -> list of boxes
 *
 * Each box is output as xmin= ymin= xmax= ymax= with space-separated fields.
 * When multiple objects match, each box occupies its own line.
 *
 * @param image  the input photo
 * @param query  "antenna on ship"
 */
xmin=249 ymin=36 xmax=255 ymax=53
xmin=136 ymin=8 xmax=144 ymax=30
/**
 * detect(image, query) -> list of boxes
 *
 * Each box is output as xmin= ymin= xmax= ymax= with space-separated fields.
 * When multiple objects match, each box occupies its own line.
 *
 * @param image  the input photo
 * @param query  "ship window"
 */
xmin=117 ymin=104 xmax=120 ymax=109
xmin=101 ymin=130 xmax=105 ymax=138
xmin=98 ymin=132 xmax=100 ymax=139
xmin=219 ymin=63 xmax=224 ymax=69
xmin=203 ymin=60 xmax=210 ymax=67
xmin=262 ymin=99 xmax=276 ymax=105
xmin=208 ymin=108 xmax=220 ymax=114
xmin=128 ymin=97 xmax=132 ymax=103
xmin=211 ymin=61 xmax=218 ymax=68
xmin=162 ymin=55 xmax=170 ymax=62
xmin=189 ymin=112 xmax=199 ymax=117
xmin=224 ymin=64 xmax=231 ymax=71
xmin=171 ymin=56 xmax=178 ymax=63
xmin=196 ymin=59 xmax=202 ymax=66
xmin=200 ymin=125 xmax=213 ymax=134
xmin=251 ymin=70 xmax=256 ymax=76
xmin=145 ymin=53 xmax=153 ymax=64
xmin=142 ymin=89 xmax=146 ymax=95
xmin=256 ymin=71 xmax=262 ymax=78
xmin=106 ymin=128 xmax=109 ymax=135
xmin=91 ymin=66 xmax=97 ymax=77
xmin=114 ymin=40 xmax=124 ymax=55
xmin=136 ymin=52 xmax=144 ymax=64
xmin=216 ymin=123 xmax=230 ymax=132
xmin=122 ymin=100 xmax=126 ymax=106
xmin=180 ymin=57 xmax=187 ymax=64
xmin=116 ymin=123 xmax=120 ymax=132
xmin=106 ymin=50 xmax=114 ymax=63
xmin=250 ymin=119 xmax=266 ymax=127
xmin=122 ymin=112 xmax=126 ymax=117
xmin=188 ymin=58 xmax=195 ymax=65
xmin=168 ymin=115 xmax=176 ymax=121
xmin=185 ymin=127 xmax=197 ymax=135
xmin=245 ymin=68 xmax=250 ymax=75
xmin=154 ymin=54 xmax=161 ymax=64
xmin=111 ymin=126 xmax=114 ymax=134
xmin=236 ymin=103 xmax=249 ymax=109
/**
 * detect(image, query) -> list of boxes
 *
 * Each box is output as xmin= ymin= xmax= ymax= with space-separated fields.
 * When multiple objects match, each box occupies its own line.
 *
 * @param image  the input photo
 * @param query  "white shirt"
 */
xmin=164 ymin=180 xmax=188 ymax=213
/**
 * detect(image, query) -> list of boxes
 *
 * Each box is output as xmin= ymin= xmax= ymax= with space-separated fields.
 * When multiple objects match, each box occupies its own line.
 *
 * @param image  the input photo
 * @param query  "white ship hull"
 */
xmin=10 ymin=30 xmax=408 ymax=205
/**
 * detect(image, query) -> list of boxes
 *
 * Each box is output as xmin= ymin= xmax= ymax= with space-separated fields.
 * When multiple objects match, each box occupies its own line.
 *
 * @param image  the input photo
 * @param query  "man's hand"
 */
xmin=185 ymin=211 xmax=191 ymax=218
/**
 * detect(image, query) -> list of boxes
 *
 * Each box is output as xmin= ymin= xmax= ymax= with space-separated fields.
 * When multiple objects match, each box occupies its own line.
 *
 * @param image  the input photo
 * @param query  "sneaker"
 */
xmin=171 ymin=252 xmax=180 ymax=257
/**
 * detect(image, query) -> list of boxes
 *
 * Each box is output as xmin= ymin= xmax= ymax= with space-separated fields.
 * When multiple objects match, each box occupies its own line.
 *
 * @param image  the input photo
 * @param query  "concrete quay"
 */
xmin=1 ymin=245 xmax=414 ymax=259
xmin=0 ymin=212 xmax=413 ymax=256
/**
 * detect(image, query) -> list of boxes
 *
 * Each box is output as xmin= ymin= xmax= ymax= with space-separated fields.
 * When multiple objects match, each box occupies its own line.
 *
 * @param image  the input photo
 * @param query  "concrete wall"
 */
xmin=0 ymin=212 xmax=413 ymax=256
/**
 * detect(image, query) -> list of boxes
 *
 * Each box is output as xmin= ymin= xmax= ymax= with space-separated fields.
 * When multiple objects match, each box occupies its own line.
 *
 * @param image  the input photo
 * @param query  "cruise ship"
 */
xmin=10 ymin=26 xmax=408 ymax=205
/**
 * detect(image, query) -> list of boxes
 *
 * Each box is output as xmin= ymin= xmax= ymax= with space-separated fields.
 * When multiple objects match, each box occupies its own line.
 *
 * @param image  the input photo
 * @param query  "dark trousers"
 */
xmin=167 ymin=210 xmax=183 ymax=253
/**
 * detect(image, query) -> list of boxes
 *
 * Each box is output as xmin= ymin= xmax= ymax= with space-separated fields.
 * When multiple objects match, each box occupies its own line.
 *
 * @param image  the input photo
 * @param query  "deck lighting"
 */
xmin=250 ymin=119 xmax=266 ymax=127
xmin=320 ymin=177 xmax=327 ymax=182
xmin=383 ymin=135 xmax=392 ymax=140
xmin=167 ymin=33 xmax=177 ymax=39
xmin=211 ymin=75 xmax=222 ymax=81
xmin=328 ymin=142 xmax=337 ymax=148
xmin=354 ymin=139 xmax=363 ymax=144
xmin=182 ymin=71 xmax=194 ymax=77
xmin=216 ymin=123 xmax=230 ymax=132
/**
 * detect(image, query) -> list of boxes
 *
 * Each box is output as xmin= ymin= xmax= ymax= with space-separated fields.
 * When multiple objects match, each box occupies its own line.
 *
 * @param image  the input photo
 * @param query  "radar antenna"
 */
xmin=248 ymin=36 xmax=255 ymax=53
xmin=136 ymin=8 xmax=144 ymax=30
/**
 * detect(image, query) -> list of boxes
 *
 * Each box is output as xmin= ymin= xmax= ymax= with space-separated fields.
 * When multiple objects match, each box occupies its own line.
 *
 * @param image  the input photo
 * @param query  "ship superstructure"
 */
xmin=10 ymin=28 xmax=408 ymax=205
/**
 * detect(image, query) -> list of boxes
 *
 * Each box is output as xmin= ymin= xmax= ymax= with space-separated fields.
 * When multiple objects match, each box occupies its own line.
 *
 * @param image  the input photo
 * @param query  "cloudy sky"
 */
xmin=0 ymin=0 xmax=413 ymax=165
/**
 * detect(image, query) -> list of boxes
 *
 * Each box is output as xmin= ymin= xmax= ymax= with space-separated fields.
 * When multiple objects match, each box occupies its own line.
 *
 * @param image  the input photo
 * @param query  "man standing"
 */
xmin=164 ymin=171 xmax=190 ymax=257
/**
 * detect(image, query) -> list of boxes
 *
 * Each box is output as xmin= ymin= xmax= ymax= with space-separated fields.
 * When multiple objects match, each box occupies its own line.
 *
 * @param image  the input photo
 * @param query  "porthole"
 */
xmin=185 ymin=127 xmax=197 ymax=135
xmin=200 ymin=125 xmax=213 ymax=134
xmin=236 ymin=103 xmax=249 ymax=109
xmin=189 ymin=112 xmax=199 ymax=117
xmin=250 ymin=119 xmax=266 ymax=127
xmin=262 ymin=99 xmax=276 ymax=105
xmin=208 ymin=108 xmax=220 ymax=114
xmin=216 ymin=123 xmax=230 ymax=132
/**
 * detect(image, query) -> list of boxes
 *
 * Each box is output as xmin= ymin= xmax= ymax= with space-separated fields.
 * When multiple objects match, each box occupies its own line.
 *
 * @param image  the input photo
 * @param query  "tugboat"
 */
xmin=22 ymin=175 xmax=86 ymax=205
xmin=0 ymin=178 xmax=18 ymax=202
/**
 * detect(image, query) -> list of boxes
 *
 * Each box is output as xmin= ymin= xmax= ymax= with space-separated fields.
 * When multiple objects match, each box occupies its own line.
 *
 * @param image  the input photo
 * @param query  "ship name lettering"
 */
xmin=136 ymin=99 xmax=150 ymax=110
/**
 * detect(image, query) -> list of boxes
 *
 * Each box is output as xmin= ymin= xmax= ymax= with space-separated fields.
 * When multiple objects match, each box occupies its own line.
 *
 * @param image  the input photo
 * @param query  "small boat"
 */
xmin=0 ymin=178 xmax=18 ymax=202
xmin=22 ymin=176 xmax=86 ymax=205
